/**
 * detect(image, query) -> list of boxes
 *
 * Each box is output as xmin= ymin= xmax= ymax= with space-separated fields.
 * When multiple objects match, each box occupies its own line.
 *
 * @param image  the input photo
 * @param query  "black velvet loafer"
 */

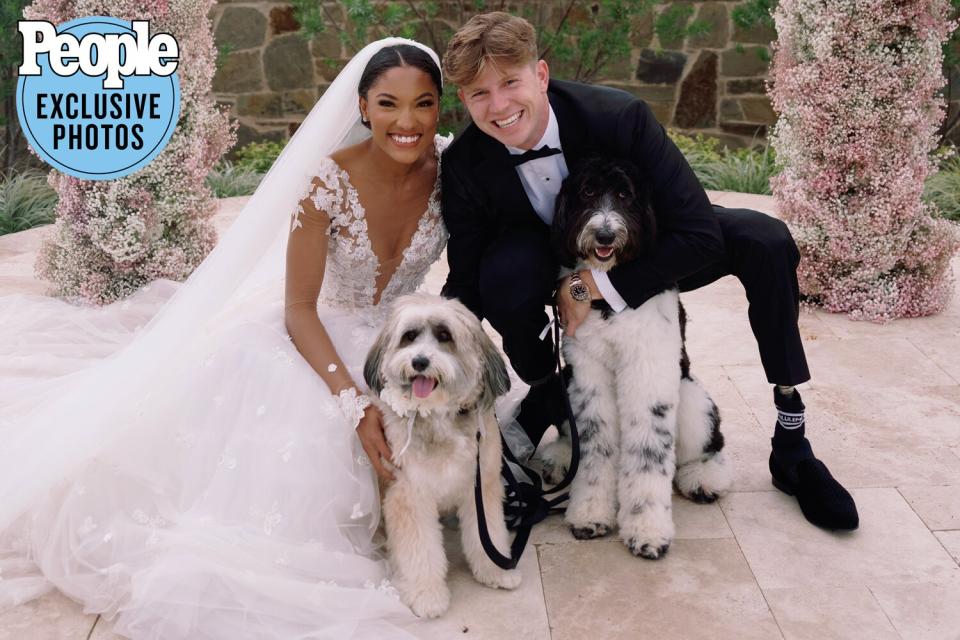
xmin=769 ymin=453 xmax=859 ymax=531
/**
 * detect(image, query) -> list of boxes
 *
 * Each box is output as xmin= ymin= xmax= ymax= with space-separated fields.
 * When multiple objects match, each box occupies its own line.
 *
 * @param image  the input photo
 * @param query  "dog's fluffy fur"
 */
xmin=540 ymin=157 xmax=732 ymax=559
xmin=364 ymin=294 xmax=520 ymax=618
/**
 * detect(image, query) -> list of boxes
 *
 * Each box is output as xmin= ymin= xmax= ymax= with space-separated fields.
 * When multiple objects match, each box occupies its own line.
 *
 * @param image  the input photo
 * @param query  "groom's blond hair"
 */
xmin=443 ymin=12 xmax=538 ymax=86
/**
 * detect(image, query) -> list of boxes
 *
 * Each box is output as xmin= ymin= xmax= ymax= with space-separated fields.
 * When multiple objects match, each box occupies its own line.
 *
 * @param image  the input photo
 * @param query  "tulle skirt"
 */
xmin=0 ymin=281 xmax=421 ymax=639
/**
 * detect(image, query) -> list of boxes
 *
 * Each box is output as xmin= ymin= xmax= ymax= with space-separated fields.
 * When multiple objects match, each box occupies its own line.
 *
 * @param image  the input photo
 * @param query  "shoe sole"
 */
xmin=771 ymin=476 xmax=795 ymax=496
xmin=772 ymin=475 xmax=859 ymax=531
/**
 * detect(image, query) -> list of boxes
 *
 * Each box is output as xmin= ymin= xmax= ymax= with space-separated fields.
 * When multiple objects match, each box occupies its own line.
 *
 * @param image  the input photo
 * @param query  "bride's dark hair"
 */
xmin=357 ymin=44 xmax=442 ymax=128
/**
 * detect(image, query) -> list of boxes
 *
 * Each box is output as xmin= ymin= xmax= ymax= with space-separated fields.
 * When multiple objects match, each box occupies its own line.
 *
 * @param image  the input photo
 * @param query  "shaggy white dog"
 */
xmin=363 ymin=293 xmax=521 ymax=618
xmin=540 ymin=157 xmax=733 ymax=559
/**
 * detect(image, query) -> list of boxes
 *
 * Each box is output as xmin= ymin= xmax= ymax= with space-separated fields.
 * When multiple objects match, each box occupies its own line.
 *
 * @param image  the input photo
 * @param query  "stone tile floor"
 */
xmin=1 ymin=191 xmax=958 ymax=639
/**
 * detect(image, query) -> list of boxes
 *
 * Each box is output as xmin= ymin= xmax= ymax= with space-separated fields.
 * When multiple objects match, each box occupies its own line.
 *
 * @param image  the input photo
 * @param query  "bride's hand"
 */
xmin=357 ymin=405 xmax=396 ymax=483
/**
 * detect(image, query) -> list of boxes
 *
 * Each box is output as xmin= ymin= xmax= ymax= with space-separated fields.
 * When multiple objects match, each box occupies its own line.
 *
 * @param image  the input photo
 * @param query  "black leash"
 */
xmin=473 ymin=302 xmax=581 ymax=570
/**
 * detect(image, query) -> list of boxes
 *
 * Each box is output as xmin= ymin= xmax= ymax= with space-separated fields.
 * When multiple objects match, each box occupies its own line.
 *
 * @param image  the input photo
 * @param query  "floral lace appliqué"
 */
xmin=293 ymin=135 xmax=451 ymax=312
xmin=249 ymin=501 xmax=283 ymax=536
xmin=291 ymin=161 xmax=344 ymax=232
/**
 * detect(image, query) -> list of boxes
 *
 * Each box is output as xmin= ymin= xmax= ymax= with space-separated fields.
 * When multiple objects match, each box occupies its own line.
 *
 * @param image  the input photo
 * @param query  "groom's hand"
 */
xmin=557 ymin=270 xmax=601 ymax=338
xmin=357 ymin=405 xmax=396 ymax=483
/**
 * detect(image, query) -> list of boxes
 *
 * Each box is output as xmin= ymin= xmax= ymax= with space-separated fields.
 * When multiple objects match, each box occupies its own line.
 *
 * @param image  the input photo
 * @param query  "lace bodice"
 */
xmin=292 ymin=135 xmax=450 ymax=313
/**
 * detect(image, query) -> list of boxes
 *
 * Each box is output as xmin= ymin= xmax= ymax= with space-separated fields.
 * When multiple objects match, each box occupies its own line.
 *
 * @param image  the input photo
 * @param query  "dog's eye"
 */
xmin=618 ymin=191 xmax=628 ymax=199
xmin=583 ymin=188 xmax=595 ymax=197
xmin=434 ymin=328 xmax=452 ymax=343
xmin=401 ymin=329 xmax=420 ymax=343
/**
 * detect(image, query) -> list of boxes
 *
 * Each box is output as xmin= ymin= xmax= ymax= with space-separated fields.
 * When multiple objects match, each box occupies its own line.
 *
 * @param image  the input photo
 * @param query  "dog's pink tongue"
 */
xmin=412 ymin=375 xmax=436 ymax=399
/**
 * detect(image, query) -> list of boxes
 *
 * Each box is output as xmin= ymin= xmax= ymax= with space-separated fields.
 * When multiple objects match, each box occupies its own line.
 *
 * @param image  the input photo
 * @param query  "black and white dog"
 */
xmin=540 ymin=157 xmax=732 ymax=559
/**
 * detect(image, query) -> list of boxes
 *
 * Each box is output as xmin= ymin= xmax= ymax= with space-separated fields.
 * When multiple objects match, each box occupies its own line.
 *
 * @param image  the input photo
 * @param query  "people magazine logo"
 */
xmin=17 ymin=17 xmax=181 ymax=180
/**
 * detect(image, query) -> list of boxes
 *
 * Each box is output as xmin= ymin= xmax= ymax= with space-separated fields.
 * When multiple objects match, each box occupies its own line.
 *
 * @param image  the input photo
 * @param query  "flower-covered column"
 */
xmin=769 ymin=0 xmax=960 ymax=321
xmin=26 ymin=0 xmax=235 ymax=304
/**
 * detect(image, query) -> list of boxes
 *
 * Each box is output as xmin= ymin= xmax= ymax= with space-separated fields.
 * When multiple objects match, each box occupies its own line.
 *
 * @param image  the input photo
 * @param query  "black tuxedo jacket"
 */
xmin=440 ymin=79 xmax=724 ymax=319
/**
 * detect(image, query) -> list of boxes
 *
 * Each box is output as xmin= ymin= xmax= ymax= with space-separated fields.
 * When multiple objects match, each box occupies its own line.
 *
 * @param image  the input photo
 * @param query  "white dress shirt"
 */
xmin=505 ymin=106 xmax=629 ymax=312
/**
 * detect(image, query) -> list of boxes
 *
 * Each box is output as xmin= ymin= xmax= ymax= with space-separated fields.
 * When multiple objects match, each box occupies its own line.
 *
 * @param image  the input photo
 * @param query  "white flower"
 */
xmin=278 ymin=441 xmax=296 ymax=462
xmin=273 ymin=347 xmax=293 ymax=364
xmin=249 ymin=502 xmax=283 ymax=535
xmin=77 ymin=516 xmax=97 ymax=536
xmin=175 ymin=430 xmax=196 ymax=448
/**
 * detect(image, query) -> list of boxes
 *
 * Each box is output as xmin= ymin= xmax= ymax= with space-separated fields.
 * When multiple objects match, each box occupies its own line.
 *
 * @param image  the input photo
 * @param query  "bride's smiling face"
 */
xmin=360 ymin=65 xmax=440 ymax=163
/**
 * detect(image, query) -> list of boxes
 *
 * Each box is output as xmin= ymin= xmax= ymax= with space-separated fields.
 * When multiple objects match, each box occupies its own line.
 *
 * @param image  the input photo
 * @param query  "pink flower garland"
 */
xmin=769 ymin=0 xmax=960 ymax=321
xmin=27 ymin=0 xmax=236 ymax=305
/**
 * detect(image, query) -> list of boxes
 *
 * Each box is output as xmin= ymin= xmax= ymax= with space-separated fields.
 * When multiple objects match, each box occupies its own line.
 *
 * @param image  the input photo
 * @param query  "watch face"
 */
xmin=571 ymin=282 xmax=590 ymax=301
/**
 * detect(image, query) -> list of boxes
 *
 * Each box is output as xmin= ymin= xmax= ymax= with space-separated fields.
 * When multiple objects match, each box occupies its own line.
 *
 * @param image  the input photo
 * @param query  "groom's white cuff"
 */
xmin=591 ymin=269 xmax=629 ymax=313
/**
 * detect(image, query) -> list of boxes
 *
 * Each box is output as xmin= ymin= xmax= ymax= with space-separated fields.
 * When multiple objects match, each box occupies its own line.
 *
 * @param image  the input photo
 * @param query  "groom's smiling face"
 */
xmin=458 ymin=59 xmax=550 ymax=150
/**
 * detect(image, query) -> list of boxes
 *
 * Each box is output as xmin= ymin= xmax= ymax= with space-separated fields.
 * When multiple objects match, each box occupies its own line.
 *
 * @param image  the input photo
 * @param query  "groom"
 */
xmin=438 ymin=12 xmax=858 ymax=531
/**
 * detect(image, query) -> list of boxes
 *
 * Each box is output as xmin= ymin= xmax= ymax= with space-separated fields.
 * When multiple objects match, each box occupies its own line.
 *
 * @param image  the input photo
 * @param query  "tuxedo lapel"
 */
xmin=549 ymin=81 xmax=593 ymax=168
xmin=473 ymin=125 xmax=543 ymax=227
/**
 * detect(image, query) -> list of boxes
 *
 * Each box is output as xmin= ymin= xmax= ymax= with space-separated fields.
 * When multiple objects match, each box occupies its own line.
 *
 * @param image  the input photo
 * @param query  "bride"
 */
xmin=0 ymin=38 xmax=461 ymax=639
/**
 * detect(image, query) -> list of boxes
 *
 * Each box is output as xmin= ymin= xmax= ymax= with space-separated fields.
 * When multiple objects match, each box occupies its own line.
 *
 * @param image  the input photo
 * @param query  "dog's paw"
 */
xmin=618 ymin=509 xmax=674 ymax=561
xmin=565 ymin=499 xmax=616 ymax=539
xmin=685 ymin=487 xmax=719 ymax=504
xmin=537 ymin=439 xmax=572 ymax=485
xmin=473 ymin=566 xmax=522 ymax=590
xmin=569 ymin=522 xmax=611 ymax=540
xmin=624 ymin=536 xmax=671 ymax=560
xmin=404 ymin=583 xmax=451 ymax=619
xmin=676 ymin=453 xmax=732 ymax=504
xmin=541 ymin=458 xmax=569 ymax=486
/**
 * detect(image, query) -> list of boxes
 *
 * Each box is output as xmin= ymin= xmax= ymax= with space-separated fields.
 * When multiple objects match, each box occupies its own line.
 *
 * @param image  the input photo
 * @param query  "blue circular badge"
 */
xmin=17 ymin=16 xmax=180 ymax=181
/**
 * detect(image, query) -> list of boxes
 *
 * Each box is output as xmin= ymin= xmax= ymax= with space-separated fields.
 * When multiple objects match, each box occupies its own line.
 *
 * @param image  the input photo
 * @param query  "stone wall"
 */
xmin=210 ymin=1 xmax=340 ymax=150
xmin=210 ymin=1 xmax=780 ymax=152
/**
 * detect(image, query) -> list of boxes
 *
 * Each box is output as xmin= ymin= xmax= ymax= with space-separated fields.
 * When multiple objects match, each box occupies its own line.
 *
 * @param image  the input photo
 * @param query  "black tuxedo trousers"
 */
xmin=478 ymin=205 xmax=811 ymax=446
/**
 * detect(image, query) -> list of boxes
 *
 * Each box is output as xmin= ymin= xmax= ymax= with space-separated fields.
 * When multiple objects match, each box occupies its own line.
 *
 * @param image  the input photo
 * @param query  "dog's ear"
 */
xmin=616 ymin=159 xmax=657 ymax=257
xmin=634 ymin=176 xmax=657 ymax=255
xmin=363 ymin=329 xmax=390 ymax=395
xmin=476 ymin=330 xmax=510 ymax=410
xmin=444 ymin=296 xmax=511 ymax=408
xmin=552 ymin=177 xmax=579 ymax=268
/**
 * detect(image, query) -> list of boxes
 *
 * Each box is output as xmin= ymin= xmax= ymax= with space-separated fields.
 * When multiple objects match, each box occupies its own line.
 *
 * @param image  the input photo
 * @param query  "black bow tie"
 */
xmin=511 ymin=145 xmax=562 ymax=166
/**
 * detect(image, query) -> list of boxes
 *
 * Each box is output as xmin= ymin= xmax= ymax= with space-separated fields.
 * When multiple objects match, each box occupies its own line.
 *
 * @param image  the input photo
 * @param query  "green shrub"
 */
xmin=693 ymin=145 xmax=780 ymax=195
xmin=924 ymin=152 xmax=960 ymax=222
xmin=669 ymin=130 xmax=780 ymax=195
xmin=234 ymin=141 xmax=285 ymax=173
xmin=0 ymin=171 xmax=58 ymax=235
xmin=204 ymin=140 xmax=284 ymax=197
xmin=669 ymin=130 xmax=724 ymax=167
xmin=205 ymin=162 xmax=264 ymax=197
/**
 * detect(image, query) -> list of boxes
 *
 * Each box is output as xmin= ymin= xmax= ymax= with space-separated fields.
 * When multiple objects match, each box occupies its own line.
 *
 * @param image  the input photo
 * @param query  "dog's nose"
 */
xmin=596 ymin=229 xmax=616 ymax=245
xmin=411 ymin=355 xmax=430 ymax=372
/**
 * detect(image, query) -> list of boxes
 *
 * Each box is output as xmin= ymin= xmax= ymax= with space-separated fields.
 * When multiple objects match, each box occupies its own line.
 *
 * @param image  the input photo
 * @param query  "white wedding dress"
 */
xmin=0 ymin=135 xmax=452 ymax=639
